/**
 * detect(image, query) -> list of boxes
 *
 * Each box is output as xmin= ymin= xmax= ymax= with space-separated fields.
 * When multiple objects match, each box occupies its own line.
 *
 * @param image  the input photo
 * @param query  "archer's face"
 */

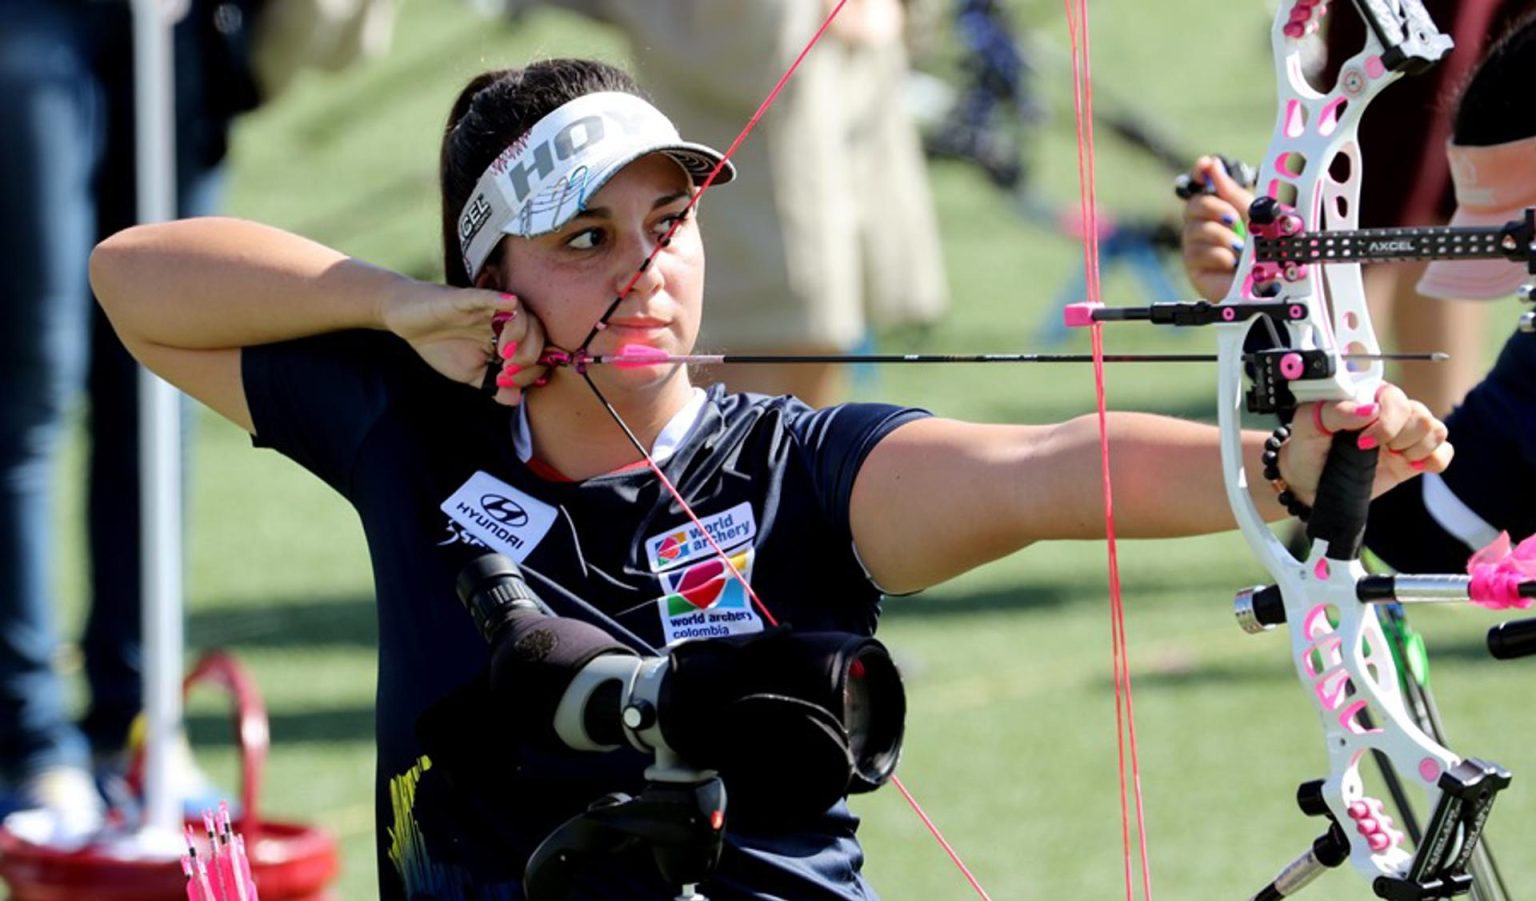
xmin=493 ymin=154 xmax=705 ymax=373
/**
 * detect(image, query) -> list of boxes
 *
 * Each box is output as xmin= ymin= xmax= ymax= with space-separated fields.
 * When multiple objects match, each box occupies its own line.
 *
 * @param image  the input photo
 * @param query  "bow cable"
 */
xmin=1062 ymin=0 xmax=1153 ymax=898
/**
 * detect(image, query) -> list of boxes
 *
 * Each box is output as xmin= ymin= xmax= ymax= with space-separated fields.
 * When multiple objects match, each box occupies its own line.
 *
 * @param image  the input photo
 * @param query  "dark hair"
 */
xmin=1453 ymin=11 xmax=1536 ymax=147
xmin=439 ymin=59 xmax=646 ymax=287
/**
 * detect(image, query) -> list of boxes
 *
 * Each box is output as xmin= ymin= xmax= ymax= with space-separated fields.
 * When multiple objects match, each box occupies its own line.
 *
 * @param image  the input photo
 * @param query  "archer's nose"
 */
xmin=614 ymin=238 xmax=665 ymax=300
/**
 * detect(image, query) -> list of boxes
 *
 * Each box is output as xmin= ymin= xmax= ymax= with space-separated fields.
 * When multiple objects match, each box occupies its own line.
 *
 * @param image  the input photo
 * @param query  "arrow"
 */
xmin=595 ymin=343 xmax=1446 ymax=368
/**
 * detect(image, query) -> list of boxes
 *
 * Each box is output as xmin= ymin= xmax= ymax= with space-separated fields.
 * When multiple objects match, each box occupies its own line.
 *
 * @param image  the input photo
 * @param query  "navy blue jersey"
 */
xmin=1367 ymin=330 xmax=1536 ymax=571
xmin=243 ymin=330 xmax=928 ymax=900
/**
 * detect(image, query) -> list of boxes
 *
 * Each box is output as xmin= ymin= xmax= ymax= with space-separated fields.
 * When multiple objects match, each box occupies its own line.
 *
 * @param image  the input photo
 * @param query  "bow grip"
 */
xmin=1306 ymin=429 xmax=1378 ymax=562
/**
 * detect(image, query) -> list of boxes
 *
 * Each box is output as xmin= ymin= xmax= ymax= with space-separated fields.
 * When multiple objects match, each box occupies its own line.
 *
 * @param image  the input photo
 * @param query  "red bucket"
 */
xmin=0 ymin=651 xmax=340 ymax=900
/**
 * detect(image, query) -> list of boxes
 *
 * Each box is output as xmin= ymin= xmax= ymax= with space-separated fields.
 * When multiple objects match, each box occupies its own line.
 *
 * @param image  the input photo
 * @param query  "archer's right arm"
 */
xmin=90 ymin=217 xmax=536 ymax=432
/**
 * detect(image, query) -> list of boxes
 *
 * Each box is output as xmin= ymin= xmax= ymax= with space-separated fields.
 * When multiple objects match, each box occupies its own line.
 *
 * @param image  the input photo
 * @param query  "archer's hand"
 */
xmin=1283 ymin=384 xmax=1453 ymax=503
xmin=1180 ymin=156 xmax=1256 ymax=302
xmin=379 ymin=283 xmax=548 ymax=406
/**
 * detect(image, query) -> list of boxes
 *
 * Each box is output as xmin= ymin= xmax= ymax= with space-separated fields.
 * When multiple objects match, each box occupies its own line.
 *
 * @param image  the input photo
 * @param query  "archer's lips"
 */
xmin=605 ymin=319 xmax=671 ymax=339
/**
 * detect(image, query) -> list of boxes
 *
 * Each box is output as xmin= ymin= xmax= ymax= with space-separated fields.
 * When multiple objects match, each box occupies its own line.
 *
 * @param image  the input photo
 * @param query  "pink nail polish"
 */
xmin=1354 ymin=403 xmax=1378 ymax=418
xmin=502 ymin=363 xmax=521 ymax=376
xmin=500 ymin=341 xmax=517 ymax=360
xmin=495 ymin=372 xmax=515 ymax=388
xmin=1358 ymin=435 xmax=1378 ymax=451
xmin=1409 ymin=459 xmax=1426 ymax=472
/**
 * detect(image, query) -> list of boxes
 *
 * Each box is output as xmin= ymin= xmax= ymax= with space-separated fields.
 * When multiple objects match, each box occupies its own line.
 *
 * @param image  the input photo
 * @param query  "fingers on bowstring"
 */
xmin=458 ymin=287 xmax=518 ymax=320
xmin=480 ymin=292 xmax=522 ymax=402
xmin=490 ymin=303 xmax=554 ymax=407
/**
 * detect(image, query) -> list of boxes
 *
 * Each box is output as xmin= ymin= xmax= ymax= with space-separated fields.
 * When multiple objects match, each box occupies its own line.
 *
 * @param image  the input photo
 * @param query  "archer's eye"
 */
xmin=564 ymin=228 xmax=606 ymax=251
xmin=657 ymin=207 xmax=692 ymax=236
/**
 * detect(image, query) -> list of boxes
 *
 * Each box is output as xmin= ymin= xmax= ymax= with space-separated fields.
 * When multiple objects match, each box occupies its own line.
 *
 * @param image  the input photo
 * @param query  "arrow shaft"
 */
xmin=596 ymin=351 xmax=1445 ymax=366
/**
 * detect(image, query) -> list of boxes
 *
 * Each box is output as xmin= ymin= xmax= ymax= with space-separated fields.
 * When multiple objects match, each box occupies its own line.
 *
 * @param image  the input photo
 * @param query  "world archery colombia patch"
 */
xmin=642 ymin=501 xmax=757 ymax=573
xmin=440 ymin=471 xmax=559 ymax=563
xmin=643 ymin=503 xmax=762 ymax=645
xmin=653 ymin=547 xmax=763 ymax=646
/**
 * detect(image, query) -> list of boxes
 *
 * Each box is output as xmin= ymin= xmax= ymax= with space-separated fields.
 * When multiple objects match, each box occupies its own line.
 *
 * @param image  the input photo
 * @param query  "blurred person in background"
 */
xmin=500 ymin=0 xmax=949 ymax=407
xmin=0 ymin=0 xmax=261 ymax=840
xmin=1180 ymin=9 xmax=1536 ymax=573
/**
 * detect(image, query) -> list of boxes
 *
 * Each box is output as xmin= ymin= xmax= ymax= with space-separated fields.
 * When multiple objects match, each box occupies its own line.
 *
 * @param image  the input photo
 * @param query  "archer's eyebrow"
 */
xmin=566 ymin=191 xmax=692 ymax=224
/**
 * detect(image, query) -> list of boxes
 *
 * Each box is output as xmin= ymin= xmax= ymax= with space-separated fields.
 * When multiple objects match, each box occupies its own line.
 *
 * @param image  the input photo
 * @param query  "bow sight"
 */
xmin=1247 ymin=202 xmax=1536 ymax=333
xmin=453 ymin=553 xmax=906 ymax=900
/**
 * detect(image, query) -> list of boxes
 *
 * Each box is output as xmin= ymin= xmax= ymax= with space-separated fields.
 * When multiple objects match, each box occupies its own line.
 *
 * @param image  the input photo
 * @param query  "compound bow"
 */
xmin=1070 ymin=2 xmax=1531 ymax=897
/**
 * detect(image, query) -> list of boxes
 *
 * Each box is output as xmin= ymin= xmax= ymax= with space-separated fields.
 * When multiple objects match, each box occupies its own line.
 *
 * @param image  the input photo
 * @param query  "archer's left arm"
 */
xmin=848 ymin=390 xmax=1450 ymax=594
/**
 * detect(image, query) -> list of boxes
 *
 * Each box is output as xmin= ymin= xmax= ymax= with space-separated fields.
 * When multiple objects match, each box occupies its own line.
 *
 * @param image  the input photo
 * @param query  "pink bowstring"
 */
xmin=1467 ymin=532 xmax=1536 ymax=610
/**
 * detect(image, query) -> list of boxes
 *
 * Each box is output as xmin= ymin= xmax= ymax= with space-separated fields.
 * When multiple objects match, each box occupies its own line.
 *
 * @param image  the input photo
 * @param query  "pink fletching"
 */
xmin=182 ymin=855 xmax=200 ymax=901
xmin=194 ymin=857 xmax=216 ymax=901
xmin=1467 ymin=532 xmax=1536 ymax=610
xmin=233 ymin=834 xmax=259 ymax=900
xmin=217 ymin=848 xmax=240 ymax=901
xmin=611 ymin=344 xmax=673 ymax=368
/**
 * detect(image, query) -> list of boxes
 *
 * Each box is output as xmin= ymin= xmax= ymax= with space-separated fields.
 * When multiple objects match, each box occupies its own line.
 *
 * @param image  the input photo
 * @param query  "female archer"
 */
xmin=90 ymin=59 xmax=1451 ymax=899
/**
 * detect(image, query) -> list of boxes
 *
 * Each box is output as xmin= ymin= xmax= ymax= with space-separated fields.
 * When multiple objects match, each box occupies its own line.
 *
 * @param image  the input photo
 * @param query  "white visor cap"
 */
xmin=456 ymin=91 xmax=735 ymax=281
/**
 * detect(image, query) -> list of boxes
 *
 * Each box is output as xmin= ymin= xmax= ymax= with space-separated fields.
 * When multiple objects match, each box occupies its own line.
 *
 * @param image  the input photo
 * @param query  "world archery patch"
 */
xmin=440 ymin=471 xmax=559 ymax=563
xmin=643 ymin=501 xmax=757 ymax=573
xmin=654 ymin=547 xmax=764 ymax=646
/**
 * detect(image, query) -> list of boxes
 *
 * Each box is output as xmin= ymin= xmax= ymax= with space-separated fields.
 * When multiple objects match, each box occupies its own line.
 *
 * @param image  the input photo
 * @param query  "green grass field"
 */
xmin=49 ymin=1 xmax=1535 ymax=897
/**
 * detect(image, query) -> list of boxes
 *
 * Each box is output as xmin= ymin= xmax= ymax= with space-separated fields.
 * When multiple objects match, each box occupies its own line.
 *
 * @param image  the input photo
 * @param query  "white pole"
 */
xmin=128 ymin=0 xmax=185 ymax=849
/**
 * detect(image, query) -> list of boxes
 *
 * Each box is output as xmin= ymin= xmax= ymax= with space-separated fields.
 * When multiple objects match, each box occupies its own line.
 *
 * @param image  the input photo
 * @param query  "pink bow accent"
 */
xmin=1467 ymin=532 xmax=1536 ymax=610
